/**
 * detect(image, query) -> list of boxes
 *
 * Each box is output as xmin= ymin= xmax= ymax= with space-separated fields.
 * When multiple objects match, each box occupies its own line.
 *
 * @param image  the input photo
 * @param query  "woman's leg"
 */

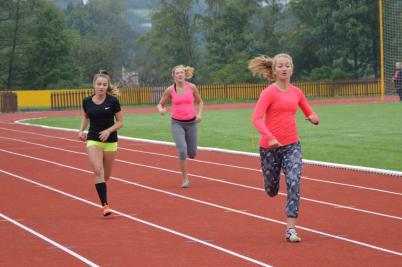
xmin=259 ymin=147 xmax=282 ymax=197
xmin=281 ymin=142 xmax=303 ymax=241
xmin=185 ymin=121 xmax=198 ymax=159
xmin=171 ymin=120 xmax=189 ymax=187
xmin=87 ymin=145 xmax=111 ymax=216
xmin=87 ymin=145 xmax=105 ymax=184
xmin=103 ymin=151 xmax=116 ymax=182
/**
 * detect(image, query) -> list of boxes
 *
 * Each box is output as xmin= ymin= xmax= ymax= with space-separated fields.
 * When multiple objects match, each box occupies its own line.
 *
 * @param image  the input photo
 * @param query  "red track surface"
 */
xmin=0 ymin=99 xmax=401 ymax=266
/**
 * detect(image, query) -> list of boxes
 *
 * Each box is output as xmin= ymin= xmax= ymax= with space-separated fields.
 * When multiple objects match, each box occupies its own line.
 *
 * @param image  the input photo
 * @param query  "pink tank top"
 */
xmin=171 ymin=82 xmax=196 ymax=120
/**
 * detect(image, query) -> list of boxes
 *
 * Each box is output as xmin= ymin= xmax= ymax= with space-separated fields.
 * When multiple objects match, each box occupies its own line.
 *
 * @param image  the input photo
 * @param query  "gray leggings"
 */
xmin=259 ymin=142 xmax=302 ymax=218
xmin=171 ymin=119 xmax=198 ymax=160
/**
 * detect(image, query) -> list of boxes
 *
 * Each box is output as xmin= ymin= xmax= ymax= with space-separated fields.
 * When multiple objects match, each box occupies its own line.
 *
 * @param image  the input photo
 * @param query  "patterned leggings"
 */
xmin=259 ymin=142 xmax=302 ymax=218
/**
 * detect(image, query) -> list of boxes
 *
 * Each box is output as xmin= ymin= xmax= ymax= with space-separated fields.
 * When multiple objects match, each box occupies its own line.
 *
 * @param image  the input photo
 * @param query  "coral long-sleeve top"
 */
xmin=252 ymin=83 xmax=316 ymax=148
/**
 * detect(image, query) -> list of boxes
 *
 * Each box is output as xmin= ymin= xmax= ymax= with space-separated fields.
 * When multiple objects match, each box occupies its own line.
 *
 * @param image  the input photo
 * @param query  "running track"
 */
xmin=0 ymin=100 xmax=401 ymax=266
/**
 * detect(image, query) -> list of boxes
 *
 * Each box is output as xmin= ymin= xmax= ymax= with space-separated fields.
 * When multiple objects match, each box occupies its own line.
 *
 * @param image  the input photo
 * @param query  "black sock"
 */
xmin=95 ymin=182 xmax=108 ymax=206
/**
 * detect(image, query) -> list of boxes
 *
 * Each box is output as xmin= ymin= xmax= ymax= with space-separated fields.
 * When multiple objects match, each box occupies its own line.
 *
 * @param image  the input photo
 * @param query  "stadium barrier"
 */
xmin=47 ymin=79 xmax=381 ymax=110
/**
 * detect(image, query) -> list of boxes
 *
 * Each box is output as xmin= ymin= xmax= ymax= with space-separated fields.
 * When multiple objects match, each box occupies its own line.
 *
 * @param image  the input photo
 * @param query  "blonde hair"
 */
xmin=172 ymin=65 xmax=194 ymax=80
xmin=248 ymin=53 xmax=293 ymax=81
xmin=93 ymin=70 xmax=120 ymax=97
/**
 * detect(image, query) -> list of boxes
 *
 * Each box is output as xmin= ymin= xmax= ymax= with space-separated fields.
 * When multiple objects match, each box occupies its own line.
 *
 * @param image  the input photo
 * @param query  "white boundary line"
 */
xmin=1 ymin=126 xmax=401 ymax=196
xmin=117 ymin=147 xmax=402 ymax=196
xmin=1 ymin=136 xmax=401 ymax=221
xmin=0 ymin=212 xmax=99 ymax=267
xmin=0 ymin=169 xmax=272 ymax=267
xmin=14 ymin=120 xmax=402 ymax=177
xmin=0 ymin=149 xmax=401 ymax=257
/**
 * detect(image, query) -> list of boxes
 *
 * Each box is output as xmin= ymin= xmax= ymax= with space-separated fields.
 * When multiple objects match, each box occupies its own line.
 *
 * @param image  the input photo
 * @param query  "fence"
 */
xmin=49 ymin=79 xmax=382 ymax=110
xmin=295 ymin=79 xmax=381 ymax=97
xmin=0 ymin=92 xmax=18 ymax=113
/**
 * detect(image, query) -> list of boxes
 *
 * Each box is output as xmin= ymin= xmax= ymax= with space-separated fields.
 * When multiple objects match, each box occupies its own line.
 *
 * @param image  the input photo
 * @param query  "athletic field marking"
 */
xmin=0 ymin=150 xmax=401 ymax=257
xmin=1 ymin=126 xmax=401 ymax=195
xmin=0 ymin=136 xmax=401 ymax=221
xmin=0 ymin=169 xmax=272 ymax=267
xmin=0 ymin=212 xmax=99 ymax=267
xmin=12 ymin=122 xmax=402 ymax=177
xmin=117 ymin=147 xmax=402 ymax=196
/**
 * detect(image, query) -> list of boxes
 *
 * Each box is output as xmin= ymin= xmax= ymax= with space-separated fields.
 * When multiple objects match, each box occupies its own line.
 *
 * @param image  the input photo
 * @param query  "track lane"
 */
xmin=0 ymin=132 xmax=400 ymax=220
xmin=0 ymin=169 xmax=271 ymax=267
xmin=0 ymin=141 xmax=401 ymax=266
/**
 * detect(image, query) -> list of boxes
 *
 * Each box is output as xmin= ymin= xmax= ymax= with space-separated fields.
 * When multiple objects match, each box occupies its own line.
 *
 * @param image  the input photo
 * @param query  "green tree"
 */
xmin=24 ymin=0 xmax=79 ymax=88
xmin=287 ymin=0 xmax=379 ymax=80
xmin=131 ymin=0 xmax=198 ymax=85
xmin=201 ymin=0 xmax=259 ymax=83
xmin=65 ymin=0 xmax=135 ymax=83
xmin=0 ymin=0 xmax=34 ymax=89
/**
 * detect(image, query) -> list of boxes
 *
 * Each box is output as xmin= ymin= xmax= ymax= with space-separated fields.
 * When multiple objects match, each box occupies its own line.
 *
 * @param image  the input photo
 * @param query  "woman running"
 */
xmin=249 ymin=54 xmax=319 ymax=242
xmin=157 ymin=65 xmax=203 ymax=188
xmin=78 ymin=70 xmax=123 ymax=216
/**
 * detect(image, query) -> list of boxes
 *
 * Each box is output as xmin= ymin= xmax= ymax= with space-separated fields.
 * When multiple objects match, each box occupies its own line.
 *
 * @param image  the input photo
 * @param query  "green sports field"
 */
xmin=24 ymin=102 xmax=402 ymax=172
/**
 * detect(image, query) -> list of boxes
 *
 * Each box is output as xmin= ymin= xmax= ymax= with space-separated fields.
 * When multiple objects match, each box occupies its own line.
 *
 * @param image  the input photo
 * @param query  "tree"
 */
xmin=65 ymin=0 xmax=135 ymax=82
xmin=24 ymin=0 xmax=79 ymax=88
xmin=131 ymin=0 xmax=198 ymax=85
xmin=200 ymin=0 xmax=260 ymax=83
xmin=287 ymin=0 xmax=379 ymax=80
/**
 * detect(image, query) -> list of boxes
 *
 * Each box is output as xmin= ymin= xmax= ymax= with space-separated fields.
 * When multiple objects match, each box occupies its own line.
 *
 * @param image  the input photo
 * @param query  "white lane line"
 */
xmin=0 ymin=212 xmax=99 ymax=267
xmin=11 ymin=122 xmax=402 ymax=177
xmin=0 ymin=169 xmax=272 ymax=267
xmin=0 ymin=126 xmax=401 ymax=195
xmin=119 ymin=147 xmax=402 ymax=196
xmin=0 ymin=137 xmax=400 ymax=221
xmin=0 ymin=150 xmax=401 ymax=257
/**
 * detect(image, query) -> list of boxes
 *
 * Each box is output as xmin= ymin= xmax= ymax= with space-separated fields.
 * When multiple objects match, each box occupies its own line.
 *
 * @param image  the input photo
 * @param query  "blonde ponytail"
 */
xmin=249 ymin=53 xmax=294 ymax=81
xmin=248 ymin=55 xmax=275 ymax=80
xmin=172 ymin=65 xmax=195 ymax=80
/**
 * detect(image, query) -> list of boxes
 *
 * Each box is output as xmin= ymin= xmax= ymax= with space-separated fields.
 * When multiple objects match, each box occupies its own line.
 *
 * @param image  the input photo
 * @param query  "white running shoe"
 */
xmin=286 ymin=228 xmax=301 ymax=242
xmin=181 ymin=178 xmax=190 ymax=188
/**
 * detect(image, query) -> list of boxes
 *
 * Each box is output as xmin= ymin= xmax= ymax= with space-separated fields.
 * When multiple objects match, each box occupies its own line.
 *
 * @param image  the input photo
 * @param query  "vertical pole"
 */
xmin=379 ymin=0 xmax=385 ymax=101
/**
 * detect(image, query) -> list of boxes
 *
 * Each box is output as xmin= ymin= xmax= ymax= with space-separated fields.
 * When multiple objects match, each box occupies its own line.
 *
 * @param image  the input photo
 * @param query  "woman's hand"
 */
xmin=99 ymin=129 xmax=111 ymax=142
xmin=78 ymin=131 xmax=87 ymax=141
xmin=157 ymin=104 xmax=167 ymax=115
xmin=268 ymin=139 xmax=282 ymax=148
xmin=195 ymin=114 xmax=202 ymax=123
xmin=159 ymin=107 xmax=167 ymax=115
xmin=306 ymin=114 xmax=320 ymax=125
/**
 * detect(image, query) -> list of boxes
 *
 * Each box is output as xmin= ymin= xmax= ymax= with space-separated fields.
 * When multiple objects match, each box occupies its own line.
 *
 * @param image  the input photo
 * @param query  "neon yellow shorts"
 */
xmin=86 ymin=140 xmax=118 ymax=152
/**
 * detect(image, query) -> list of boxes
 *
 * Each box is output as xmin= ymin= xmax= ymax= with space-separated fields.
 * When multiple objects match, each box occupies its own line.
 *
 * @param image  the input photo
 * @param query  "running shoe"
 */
xmin=102 ymin=204 xmax=112 ymax=216
xmin=181 ymin=178 xmax=190 ymax=188
xmin=285 ymin=228 xmax=301 ymax=242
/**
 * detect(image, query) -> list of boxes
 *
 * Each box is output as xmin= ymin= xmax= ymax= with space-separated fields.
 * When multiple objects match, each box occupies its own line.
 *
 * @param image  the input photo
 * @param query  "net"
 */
xmin=382 ymin=0 xmax=402 ymax=95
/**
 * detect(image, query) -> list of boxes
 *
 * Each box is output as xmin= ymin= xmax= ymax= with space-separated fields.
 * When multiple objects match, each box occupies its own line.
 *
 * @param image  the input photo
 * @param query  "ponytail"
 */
xmin=248 ymin=53 xmax=293 ymax=81
xmin=248 ymin=55 xmax=274 ymax=80
xmin=172 ymin=65 xmax=195 ymax=80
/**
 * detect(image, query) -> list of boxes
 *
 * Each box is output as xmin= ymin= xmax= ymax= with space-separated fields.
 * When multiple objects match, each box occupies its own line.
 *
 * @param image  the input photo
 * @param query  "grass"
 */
xmin=24 ymin=102 xmax=402 ymax=172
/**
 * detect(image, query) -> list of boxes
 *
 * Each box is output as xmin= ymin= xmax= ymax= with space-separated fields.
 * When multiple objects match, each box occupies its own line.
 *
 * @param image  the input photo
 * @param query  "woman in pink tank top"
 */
xmin=157 ymin=65 xmax=204 ymax=188
xmin=250 ymin=54 xmax=319 ymax=243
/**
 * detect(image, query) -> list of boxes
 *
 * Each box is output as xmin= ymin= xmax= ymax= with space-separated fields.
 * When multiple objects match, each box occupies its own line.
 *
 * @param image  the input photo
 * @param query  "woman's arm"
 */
xmin=191 ymin=84 xmax=204 ymax=122
xmin=251 ymin=89 xmax=276 ymax=143
xmin=157 ymin=87 xmax=172 ymax=115
xmin=78 ymin=112 xmax=89 ymax=141
xmin=299 ymin=93 xmax=319 ymax=125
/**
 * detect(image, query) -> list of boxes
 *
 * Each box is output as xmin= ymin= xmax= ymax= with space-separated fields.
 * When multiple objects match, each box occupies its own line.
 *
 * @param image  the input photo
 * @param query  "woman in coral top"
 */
xmin=157 ymin=65 xmax=203 ymax=188
xmin=249 ymin=54 xmax=319 ymax=243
